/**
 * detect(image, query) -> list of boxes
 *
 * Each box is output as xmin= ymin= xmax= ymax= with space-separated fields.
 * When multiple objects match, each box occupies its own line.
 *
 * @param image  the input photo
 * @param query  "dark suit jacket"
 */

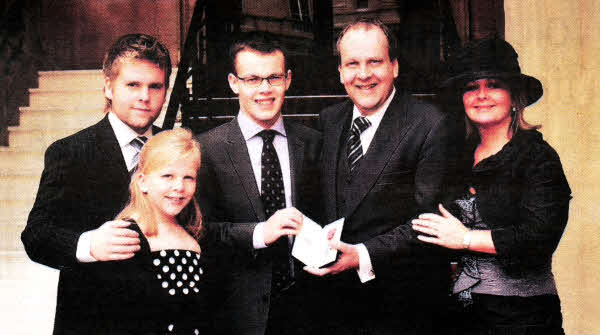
xmin=21 ymin=115 xmax=160 ymax=335
xmin=196 ymin=117 xmax=321 ymax=335
xmin=318 ymin=90 xmax=458 ymax=333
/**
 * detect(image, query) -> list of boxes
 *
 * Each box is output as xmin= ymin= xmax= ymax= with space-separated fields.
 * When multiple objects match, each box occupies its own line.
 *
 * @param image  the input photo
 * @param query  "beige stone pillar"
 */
xmin=505 ymin=1 xmax=600 ymax=333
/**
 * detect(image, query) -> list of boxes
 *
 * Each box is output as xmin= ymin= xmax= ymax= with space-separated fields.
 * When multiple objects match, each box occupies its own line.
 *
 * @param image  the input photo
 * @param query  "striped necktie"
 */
xmin=347 ymin=116 xmax=371 ymax=173
xmin=130 ymin=136 xmax=148 ymax=171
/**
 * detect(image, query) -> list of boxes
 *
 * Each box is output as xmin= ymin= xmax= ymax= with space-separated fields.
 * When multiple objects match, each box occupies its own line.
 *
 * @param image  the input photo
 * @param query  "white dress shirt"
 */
xmin=236 ymin=111 xmax=293 ymax=249
xmin=76 ymin=113 xmax=154 ymax=262
xmin=349 ymin=87 xmax=396 ymax=283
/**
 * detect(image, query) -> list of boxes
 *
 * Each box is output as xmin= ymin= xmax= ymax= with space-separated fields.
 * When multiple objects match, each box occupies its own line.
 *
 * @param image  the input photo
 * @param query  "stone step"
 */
xmin=28 ymin=87 xmax=105 ymax=107
xmin=38 ymin=69 xmax=104 ymax=90
xmin=0 ymin=148 xmax=45 ymax=175
xmin=7 ymin=127 xmax=78 ymax=150
xmin=38 ymin=69 xmax=178 ymax=90
xmin=0 ymin=222 xmax=26 ymax=252
xmin=18 ymin=106 xmax=105 ymax=130
xmin=0 ymin=252 xmax=57 ymax=334
xmin=0 ymin=199 xmax=35 ymax=219
xmin=0 ymin=174 xmax=40 ymax=201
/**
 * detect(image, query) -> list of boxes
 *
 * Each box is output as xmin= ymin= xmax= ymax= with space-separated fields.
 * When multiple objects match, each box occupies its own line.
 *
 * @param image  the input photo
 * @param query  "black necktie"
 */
xmin=258 ymin=130 xmax=294 ymax=296
xmin=347 ymin=116 xmax=371 ymax=173
xmin=130 ymin=136 xmax=148 ymax=171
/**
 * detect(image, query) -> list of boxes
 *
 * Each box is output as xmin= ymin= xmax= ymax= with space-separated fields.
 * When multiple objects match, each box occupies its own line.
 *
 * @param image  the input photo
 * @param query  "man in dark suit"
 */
xmin=21 ymin=34 xmax=171 ymax=335
xmin=304 ymin=18 xmax=457 ymax=334
xmin=196 ymin=32 xmax=321 ymax=335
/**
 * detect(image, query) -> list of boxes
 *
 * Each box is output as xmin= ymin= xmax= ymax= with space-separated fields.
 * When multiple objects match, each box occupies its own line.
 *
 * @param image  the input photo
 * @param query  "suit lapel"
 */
xmin=284 ymin=122 xmax=304 ymax=207
xmin=94 ymin=116 xmax=130 ymax=187
xmin=344 ymin=92 xmax=417 ymax=217
xmin=224 ymin=118 xmax=266 ymax=221
xmin=323 ymin=102 xmax=353 ymax=222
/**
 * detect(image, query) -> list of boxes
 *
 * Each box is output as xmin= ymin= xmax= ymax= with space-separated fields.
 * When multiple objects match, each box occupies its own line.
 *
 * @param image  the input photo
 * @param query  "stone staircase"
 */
xmin=0 ymin=69 xmax=176 ymax=334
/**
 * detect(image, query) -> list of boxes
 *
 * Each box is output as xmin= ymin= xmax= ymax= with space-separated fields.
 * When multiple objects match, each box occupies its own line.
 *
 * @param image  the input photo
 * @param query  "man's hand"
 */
xmin=303 ymin=239 xmax=359 ymax=276
xmin=263 ymin=207 xmax=303 ymax=245
xmin=90 ymin=220 xmax=141 ymax=261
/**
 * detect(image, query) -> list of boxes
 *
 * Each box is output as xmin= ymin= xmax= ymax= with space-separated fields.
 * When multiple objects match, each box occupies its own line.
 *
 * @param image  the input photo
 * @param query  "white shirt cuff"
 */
xmin=252 ymin=222 xmax=268 ymax=249
xmin=76 ymin=231 xmax=98 ymax=263
xmin=356 ymin=243 xmax=375 ymax=283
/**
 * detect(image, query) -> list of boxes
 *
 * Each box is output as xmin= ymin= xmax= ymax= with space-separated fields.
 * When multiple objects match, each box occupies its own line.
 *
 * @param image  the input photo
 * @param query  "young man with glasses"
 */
xmin=196 ymin=32 xmax=321 ymax=335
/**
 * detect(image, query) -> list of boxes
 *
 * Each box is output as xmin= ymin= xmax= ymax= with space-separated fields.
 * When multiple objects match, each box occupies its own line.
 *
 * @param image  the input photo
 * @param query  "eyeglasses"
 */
xmin=232 ymin=74 xmax=287 ymax=87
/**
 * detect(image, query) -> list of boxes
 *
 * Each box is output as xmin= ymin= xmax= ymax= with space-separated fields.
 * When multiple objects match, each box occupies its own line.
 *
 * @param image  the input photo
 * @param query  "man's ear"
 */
xmin=338 ymin=65 xmax=344 ymax=84
xmin=227 ymin=73 xmax=239 ymax=94
xmin=392 ymin=58 xmax=399 ymax=79
xmin=284 ymin=69 xmax=292 ymax=91
xmin=104 ymin=77 xmax=114 ymax=100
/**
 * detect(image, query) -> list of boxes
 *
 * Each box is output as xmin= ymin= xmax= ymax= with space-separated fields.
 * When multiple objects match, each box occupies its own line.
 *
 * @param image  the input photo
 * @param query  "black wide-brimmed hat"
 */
xmin=440 ymin=37 xmax=543 ymax=107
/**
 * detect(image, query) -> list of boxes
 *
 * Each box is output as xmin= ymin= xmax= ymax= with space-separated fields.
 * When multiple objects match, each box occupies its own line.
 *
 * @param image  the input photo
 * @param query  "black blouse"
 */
xmin=456 ymin=129 xmax=571 ymax=276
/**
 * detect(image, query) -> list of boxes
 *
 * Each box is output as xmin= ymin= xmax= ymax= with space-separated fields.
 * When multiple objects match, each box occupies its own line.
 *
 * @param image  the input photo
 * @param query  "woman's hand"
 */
xmin=412 ymin=204 xmax=470 ymax=250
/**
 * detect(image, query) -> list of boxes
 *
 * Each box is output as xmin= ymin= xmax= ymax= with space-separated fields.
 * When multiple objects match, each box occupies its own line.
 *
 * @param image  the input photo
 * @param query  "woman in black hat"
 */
xmin=412 ymin=38 xmax=571 ymax=334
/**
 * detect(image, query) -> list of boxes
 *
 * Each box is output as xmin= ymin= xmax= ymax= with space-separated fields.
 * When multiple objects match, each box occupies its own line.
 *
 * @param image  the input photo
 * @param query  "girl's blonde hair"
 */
xmin=116 ymin=128 xmax=202 ymax=238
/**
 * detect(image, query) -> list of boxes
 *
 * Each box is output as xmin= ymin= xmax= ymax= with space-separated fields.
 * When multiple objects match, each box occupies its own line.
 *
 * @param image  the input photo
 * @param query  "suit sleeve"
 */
xmin=196 ymin=140 xmax=257 ymax=254
xmin=21 ymin=141 xmax=84 ymax=269
xmin=363 ymin=112 xmax=457 ymax=271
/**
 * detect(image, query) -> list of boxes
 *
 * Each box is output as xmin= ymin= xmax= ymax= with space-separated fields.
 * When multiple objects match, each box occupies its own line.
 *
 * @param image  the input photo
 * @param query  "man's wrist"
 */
xmin=252 ymin=222 xmax=267 ymax=249
xmin=462 ymin=229 xmax=472 ymax=250
xmin=76 ymin=230 xmax=98 ymax=263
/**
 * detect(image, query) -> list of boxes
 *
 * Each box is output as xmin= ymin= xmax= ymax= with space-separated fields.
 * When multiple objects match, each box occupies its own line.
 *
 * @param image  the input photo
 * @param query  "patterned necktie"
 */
xmin=257 ymin=130 xmax=294 ymax=297
xmin=130 ymin=136 xmax=148 ymax=171
xmin=347 ymin=116 xmax=371 ymax=173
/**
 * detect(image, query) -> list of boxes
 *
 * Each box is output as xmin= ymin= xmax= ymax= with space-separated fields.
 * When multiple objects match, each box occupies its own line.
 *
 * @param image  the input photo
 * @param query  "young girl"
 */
xmin=89 ymin=128 xmax=209 ymax=334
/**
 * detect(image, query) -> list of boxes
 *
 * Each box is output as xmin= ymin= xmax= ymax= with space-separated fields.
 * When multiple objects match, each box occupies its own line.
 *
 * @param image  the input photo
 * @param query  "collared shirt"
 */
xmin=237 ymin=110 xmax=293 ymax=249
xmin=350 ymin=87 xmax=396 ymax=155
xmin=77 ymin=113 xmax=154 ymax=262
xmin=348 ymin=87 xmax=396 ymax=283
xmin=108 ymin=112 xmax=154 ymax=171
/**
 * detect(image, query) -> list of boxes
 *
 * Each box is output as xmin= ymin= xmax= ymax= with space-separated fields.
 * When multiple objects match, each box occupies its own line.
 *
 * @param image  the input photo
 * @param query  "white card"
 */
xmin=292 ymin=216 xmax=344 ymax=268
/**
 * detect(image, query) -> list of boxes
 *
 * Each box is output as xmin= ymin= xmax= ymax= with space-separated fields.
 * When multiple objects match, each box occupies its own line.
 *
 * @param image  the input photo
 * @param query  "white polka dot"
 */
xmin=189 ymin=281 xmax=195 ymax=287
xmin=194 ymin=287 xmax=199 ymax=293
xmin=160 ymin=250 xmax=167 ymax=257
xmin=169 ymin=289 xmax=175 ymax=296
xmin=174 ymin=250 xmax=180 ymax=256
xmin=186 ymin=251 xmax=191 ymax=257
xmin=168 ymin=324 xmax=174 ymax=331
xmin=157 ymin=274 xmax=162 ymax=279
xmin=194 ymin=274 xmax=200 ymax=281
xmin=195 ymin=329 xmax=200 ymax=335
xmin=199 ymin=267 xmax=204 ymax=274
xmin=162 ymin=266 xmax=169 ymax=273
xmin=182 ymin=258 xmax=187 ymax=264
xmin=170 ymin=273 xmax=176 ymax=280
xmin=183 ymin=288 xmax=189 ymax=295
xmin=195 ymin=254 xmax=200 ymax=259
xmin=189 ymin=266 xmax=194 ymax=273
xmin=177 ymin=281 xmax=183 ymax=287
xmin=153 ymin=259 xmax=160 ymax=266
xmin=182 ymin=274 xmax=188 ymax=280
xmin=193 ymin=259 xmax=198 ymax=265
xmin=177 ymin=265 xmax=183 ymax=272
xmin=169 ymin=257 xmax=175 ymax=264
xmin=162 ymin=281 xmax=168 ymax=288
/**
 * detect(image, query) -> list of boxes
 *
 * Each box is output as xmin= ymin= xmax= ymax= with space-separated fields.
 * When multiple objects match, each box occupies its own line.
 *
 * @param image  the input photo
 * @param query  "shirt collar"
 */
xmin=108 ymin=112 xmax=153 ymax=148
xmin=237 ymin=109 xmax=286 ymax=141
xmin=351 ymin=87 xmax=396 ymax=126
